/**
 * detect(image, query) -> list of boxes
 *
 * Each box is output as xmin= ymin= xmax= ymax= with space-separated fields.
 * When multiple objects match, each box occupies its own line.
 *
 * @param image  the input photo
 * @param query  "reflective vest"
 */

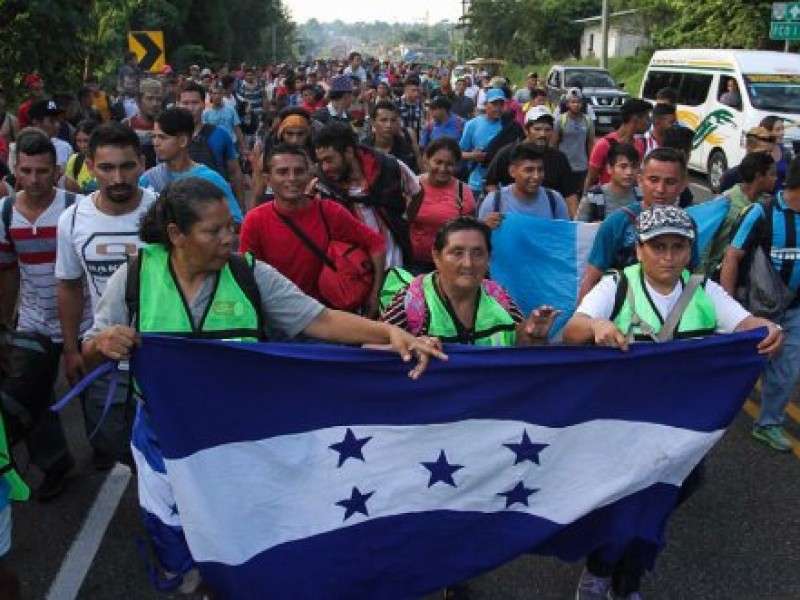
xmin=611 ymin=264 xmax=717 ymax=341
xmin=0 ymin=415 xmax=29 ymax=501
xmin=422 ymin=273 xmax=517 ymax=347
xmin=137 ymin=244 xmax=260 ymax=341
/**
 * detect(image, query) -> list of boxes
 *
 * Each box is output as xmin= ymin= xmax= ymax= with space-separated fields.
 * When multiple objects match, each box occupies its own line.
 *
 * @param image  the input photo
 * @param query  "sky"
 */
xmin=283 ymin=0 xmax=465 ymax=24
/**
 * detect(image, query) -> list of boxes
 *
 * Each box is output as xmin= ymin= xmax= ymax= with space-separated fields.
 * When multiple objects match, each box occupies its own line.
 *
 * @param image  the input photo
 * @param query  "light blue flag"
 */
xmin=490 ymin=200 xmax=730 ymax=333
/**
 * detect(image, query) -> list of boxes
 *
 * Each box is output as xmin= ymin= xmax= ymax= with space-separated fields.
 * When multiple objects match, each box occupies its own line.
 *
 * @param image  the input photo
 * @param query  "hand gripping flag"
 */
xmin=132 ymin=330 xmax=764 ymax=600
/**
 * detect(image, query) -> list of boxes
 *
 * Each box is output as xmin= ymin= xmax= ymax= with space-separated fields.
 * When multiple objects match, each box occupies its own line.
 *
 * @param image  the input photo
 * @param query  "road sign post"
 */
xmin=128 ymin=31 xmax=165 ymax=73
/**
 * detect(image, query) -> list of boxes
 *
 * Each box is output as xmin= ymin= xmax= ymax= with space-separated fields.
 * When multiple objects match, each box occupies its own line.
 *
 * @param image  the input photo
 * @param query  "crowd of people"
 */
xmin=0 ymin=51 xmax=796 ymax=600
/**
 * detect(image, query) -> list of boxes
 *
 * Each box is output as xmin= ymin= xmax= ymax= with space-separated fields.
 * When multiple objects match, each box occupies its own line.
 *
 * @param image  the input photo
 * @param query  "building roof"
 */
xmin=573 ymin=9 xmax=640 ymax=25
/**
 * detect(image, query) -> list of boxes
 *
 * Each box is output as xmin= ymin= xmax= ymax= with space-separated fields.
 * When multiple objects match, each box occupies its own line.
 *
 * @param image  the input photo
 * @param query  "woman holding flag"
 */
xmin=79 ymin=177 xmax=446 ymax=596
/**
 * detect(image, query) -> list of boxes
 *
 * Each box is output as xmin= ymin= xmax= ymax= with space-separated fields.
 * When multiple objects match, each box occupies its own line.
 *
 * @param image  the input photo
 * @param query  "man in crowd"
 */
xmin=420 ymin=97 xmax=464 ymax=148
xmin=237 ymin=67 xmax=266 ymax=132
xmin=584 ymin=99 xmax=651 ymax=192
xmin=485 ymin=107 xmax=577 ymax=214
xmin=451 ymin=77 xmax=475 ymax=120
xmin=18 ymin=74 xmax=46 ymax=129
xmin=460 ymin=88 xmax=506 ymax=200
xmin=576 ymin=143 xmax=641 ymax=222
xmin=240 ymin=143 xmax=386 ymax=316
xmin=178 ymin=82 xmax=245 ymax=213
xmin=720 ymin=156 xmax=800 ymax=452
xmin=314 ymin=121 xmax=422 ymax=268
xmin=479 ymin=143 xmax=569 ymax=228
xmin=0 ymin=130 xmax=83 ymax=500
xmin=514 ymin=72 xmax=541 ymax=105
xmin=122 ymin=78 xmax=163 ymax=170
xmin=579 ymin=147 xmax=688 ymax=301
xmin=118 ymin=51 xmax=143 ymax=118
xmin=344 ymin=52 xmax=367 ymax=84
xmin=398 ymin=76 xmax=425 ymax=139
xmin=139 ymin=108 xmax=242 ymax=224
xmin=364 ymin=100 xmax=421 ymax=174
xmin=203 ymin=84 xmax=246 ymax=154
xmin=643 ymin=103 xmax=677 ymax=156
xmin=28 ymin=100 xmax=73 ymax=178
xmin=719 ymin=127 xmax=776 ymax=193
xmin=313 ymin=75 xmax=353 ymax=125
xmin=56 ymin=123 xmax=157 ymax=467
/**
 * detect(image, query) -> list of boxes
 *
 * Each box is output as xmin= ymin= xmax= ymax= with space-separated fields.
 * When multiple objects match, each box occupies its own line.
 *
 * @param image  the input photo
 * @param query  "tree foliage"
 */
xmin=0 ymin=0 xmax=296 ymax=102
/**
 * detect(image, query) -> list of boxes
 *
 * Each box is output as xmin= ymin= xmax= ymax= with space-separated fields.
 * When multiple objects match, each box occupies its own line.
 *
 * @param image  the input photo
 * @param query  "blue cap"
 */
xmin=486 ymin=88 xmax=506 ymax=103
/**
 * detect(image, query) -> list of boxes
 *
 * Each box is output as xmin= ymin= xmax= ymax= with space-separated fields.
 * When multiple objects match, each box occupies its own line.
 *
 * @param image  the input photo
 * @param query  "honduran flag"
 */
xmin=132 ymin=328 xmax=764 ymax=600
xmin=490 ymin=198 xmax=730 ymax=333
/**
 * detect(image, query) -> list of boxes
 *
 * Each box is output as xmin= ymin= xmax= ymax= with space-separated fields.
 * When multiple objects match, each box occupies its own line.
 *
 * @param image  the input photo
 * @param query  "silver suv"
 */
xmin=545 ymin=66 xmax=629 ymax=134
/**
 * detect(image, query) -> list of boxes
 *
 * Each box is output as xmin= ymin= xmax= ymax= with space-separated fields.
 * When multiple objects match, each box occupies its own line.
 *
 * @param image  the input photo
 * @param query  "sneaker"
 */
xmin=751 ymin=425 xmax=793 ymax=452
xmin=37 ymin=467 xmax=70 ymax=502
xmin=576 ymin=569 xmax=612 ymax=600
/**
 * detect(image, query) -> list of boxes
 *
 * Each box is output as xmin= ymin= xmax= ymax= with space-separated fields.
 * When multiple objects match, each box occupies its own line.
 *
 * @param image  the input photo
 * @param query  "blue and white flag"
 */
xmin=132 ymin=330 xmax=764 ymax=600
xmin=490 ymin=199 xmax=730 ymax=332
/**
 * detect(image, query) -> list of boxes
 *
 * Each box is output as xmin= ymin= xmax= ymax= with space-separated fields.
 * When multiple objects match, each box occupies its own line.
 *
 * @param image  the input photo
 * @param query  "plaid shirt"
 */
xmin=398 ymin=97 xmax=424 ymax=136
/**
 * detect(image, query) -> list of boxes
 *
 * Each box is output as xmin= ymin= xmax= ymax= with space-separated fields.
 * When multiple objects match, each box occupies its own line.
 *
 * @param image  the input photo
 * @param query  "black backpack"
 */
xmin=188 ymin=124 xmax=225 ymax=178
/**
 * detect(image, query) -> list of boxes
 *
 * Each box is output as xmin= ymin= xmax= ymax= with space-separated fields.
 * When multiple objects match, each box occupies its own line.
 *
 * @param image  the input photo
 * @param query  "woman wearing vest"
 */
xmin=64 ymin=120 xmax=98 ymax=194
xmin=80 ymin=178 xmax=445 ymax=596
xmin=563 ymin=205 xmax=782 ymax=600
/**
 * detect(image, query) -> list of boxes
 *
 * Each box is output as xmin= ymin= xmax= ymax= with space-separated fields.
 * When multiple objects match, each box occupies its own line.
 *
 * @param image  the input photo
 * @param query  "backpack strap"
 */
xmin=657 ymin=274 xmax=705 ymax=342
xmin=588 ymin=185 xmax=606 ymax=222
xmin=456 ymin=181 xmax=464 ymax=215
xmin=227 ymin=253 xmax=266 ymax=340
xmin=623 ymin=274 xmax=658 ymax=344
xmin=64 ymin=191 xmax=77 ymax=208
xmin=492 ymin=190 xmax=502 ymax=213
xmin=1 ymin=196 xmax=14 ymax=251
xmin=609 ymin=271 xmax=626 ymax=321
xmin=273 ymin=203 xmax=336 ymax=270
xmin=125 ymin=251 xmax=143 ymax=330
xmin=545 ymin=188 xmax=556 ymax=218
xmin=71 ymin=153 xmax=86 ymax=181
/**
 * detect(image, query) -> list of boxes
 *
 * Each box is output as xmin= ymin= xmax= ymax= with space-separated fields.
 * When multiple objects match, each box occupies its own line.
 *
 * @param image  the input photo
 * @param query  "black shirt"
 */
xmin=485 ymin=142 xmax=579 ymax=199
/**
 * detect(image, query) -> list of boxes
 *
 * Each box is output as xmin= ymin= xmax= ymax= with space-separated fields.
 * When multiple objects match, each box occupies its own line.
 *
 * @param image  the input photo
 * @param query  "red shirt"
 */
xmin=239 ymin=198 xmax=386 ymax=300
xmin=18 ymin=100 xmax=33 ymax=130
xmin=588 ymin=132 xmax=645 ymax=185
xmin=411 ymin=179 xmax=476 ymax=264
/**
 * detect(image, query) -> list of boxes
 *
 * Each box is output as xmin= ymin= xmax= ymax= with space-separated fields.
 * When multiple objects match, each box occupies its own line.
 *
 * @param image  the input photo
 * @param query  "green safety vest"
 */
xmin=137 ymin=244 xmax=261 ymax=341
xmin=422 ymin=273 xmax=517 ymax=347
xmin=611 ymin=264 xmax=717 ymax=342
xmin=0 ymin=415 xmax=29 ymax=502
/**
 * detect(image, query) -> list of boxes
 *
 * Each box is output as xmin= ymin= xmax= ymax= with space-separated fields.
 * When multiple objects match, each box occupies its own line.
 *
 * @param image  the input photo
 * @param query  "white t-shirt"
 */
xmin=52 ymin=138 xmax=73 ymax=170
xmin=55 ymin=189 xmax=157 ymax=312
xmin=576 ymin=273 xmax=750 ymax=335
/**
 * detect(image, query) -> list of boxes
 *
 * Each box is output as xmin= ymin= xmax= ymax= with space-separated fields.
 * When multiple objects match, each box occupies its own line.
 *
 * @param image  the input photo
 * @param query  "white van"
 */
xmin=641 ymin=49 xmax=800 ymax=190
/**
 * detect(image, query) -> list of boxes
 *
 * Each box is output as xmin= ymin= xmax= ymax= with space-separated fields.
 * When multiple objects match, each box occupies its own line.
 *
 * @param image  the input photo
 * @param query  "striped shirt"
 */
xmin=0 ymin=190 xmax=92 ymax=340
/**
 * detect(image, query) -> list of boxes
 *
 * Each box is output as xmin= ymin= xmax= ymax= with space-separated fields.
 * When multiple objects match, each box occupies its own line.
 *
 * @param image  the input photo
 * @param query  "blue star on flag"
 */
xmin=504 ymin=430 xmax=548 ymax=465
xmin=421 ymin=450 xmax=463 ymax=488
xmin=329 ymin=428 xmax=372 ymax=467
xmin=336 ymin=486 xmax=375 ymax=521
xmin=497 ymin=481 xmax=539 ymax=508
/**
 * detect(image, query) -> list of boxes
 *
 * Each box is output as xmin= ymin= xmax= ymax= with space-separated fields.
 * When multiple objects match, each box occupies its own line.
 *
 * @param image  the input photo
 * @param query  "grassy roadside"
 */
xmin=505 ymin=50 xmax=653 ymax=96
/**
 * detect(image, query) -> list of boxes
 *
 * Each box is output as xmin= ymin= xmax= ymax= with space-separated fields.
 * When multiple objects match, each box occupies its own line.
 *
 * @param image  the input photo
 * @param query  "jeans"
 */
xmin=757 ymin=305 xmax=800 ymax=427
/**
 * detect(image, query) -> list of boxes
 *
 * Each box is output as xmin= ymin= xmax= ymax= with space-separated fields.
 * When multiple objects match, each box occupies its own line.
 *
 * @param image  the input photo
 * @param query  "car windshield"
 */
xmin=744 ymin=74 xmax=800 ymax=114
xmin=564 ymin=70 xmax=617 ymax=88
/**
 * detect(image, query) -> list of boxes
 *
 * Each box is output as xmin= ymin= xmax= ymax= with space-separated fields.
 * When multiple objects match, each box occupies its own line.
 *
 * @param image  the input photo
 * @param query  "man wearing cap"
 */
xmin=721 ymin=155 xmax=800 ymax=452
xmin=312 ymin=74 xmax=353 ymax=125
xmin=122 ymin=79 xmax=163 ymax=170
xmin=485 ymin=106 xmax=577 ymax=212
xmin=579 ymin=147 xmax=691 ymax=301
xmin=513 ymin=72 xmax=541 ymax=105
xmin=460 ymin=88 xmax=507 ymax=199
xmin=719 ymin=126 xmax=776 ymax=193
xmin=188 ymin=64 xmax=202 ymax=83
xmin=420 ymin=97 xmax=464 ymax=148
xmin=29 ymin=100 xmax=74 ymax=177
xmin=585 ymin=98 xmax=650 ymax=192
xmin=18 ymin=74 xmax=46 ymax=130
xmin=565 ymin=203 xmax=782 ymax=600
xmin=643 ymin=103 xmax=677 ymax=156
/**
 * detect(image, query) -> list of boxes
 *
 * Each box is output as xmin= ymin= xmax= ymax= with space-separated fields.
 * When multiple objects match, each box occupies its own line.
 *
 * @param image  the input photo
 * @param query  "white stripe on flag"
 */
xmin=164 ymin=418 xmax=719 ymax=566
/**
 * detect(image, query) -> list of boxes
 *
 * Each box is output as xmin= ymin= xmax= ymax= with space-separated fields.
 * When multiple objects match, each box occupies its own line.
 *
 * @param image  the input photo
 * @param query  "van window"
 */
xmin=744 ymin=74 xmax=800 ymax=114
xmin=642 ymin=71 xmax=681 ymax=100
xmin=679 ymin=73 xmax=713 ymax=106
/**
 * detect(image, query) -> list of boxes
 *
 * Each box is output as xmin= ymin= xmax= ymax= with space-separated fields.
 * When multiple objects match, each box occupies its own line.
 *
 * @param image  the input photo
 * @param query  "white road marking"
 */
xmin=46 ymin=464 xmax=132 ymax=600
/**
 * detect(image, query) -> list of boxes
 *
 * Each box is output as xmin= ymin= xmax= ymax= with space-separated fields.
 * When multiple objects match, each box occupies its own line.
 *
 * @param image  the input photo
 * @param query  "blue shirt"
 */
xmin=460 ymin=116 xmax=502 ymax=194
xmin=478 ymin=185 xmax=569 ymax=220
xmin=202 ymin=106 xmax=241 ymax=143
xmin=421 ymin=114 xmax=464 ymax=147
xmin=730 ymin=192 xmax=800 ymax=292
xmin=588 ymin=201 xmax=643 ymax=271
xmin=199 ymin=125 xmax=239 ymax=176
xmin=139 ymin=164 xmax=243 ymax=224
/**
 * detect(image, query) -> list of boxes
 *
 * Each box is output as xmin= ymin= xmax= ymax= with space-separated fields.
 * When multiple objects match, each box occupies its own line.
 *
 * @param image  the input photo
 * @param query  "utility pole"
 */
xmin=600 ymin=0 xmax=609 ymax=68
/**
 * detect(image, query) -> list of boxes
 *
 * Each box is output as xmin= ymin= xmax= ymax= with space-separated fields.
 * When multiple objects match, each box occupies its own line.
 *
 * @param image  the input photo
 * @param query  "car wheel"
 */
xmin=707 ymin=150 xmax=728 ymax=193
